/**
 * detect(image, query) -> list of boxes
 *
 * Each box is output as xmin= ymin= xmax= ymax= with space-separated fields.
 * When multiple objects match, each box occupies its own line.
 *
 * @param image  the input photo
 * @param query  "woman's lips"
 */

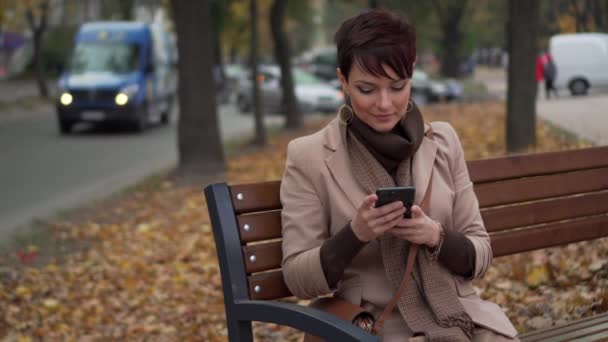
xmin=374 ymin=114 xmax=393 ymax=122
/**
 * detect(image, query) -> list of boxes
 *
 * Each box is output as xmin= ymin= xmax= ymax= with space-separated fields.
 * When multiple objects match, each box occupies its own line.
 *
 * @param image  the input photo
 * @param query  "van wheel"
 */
xmin=160 ymin=112 xmax=170 ymax=125
xmin=569 ymin=79 xmax=589 ymax=96
xmin=237 ymin=95 xmax=251 ymax=113
xmin=132 ymin=105 xmax=148 ymax=132
xmin=161 ymin=97 xmax=173 ymax=125
xmin=59 ymin=119 xmax=73 ymax=135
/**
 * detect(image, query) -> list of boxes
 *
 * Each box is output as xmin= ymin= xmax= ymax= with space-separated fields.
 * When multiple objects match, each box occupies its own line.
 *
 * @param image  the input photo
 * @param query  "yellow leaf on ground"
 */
xmin=526 ymin=265 xmax=551 ymax=287
xmin=42 ymin=298 xmax=59 ymax=309
xmin=15 ymin=286 xmax=32 ymax=298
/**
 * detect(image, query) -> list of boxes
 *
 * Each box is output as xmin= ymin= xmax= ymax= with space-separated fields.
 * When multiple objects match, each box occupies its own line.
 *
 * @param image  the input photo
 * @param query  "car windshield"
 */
xmin=69 ymin=42 xmax=141 ymax=74
xmin=294 ymin=69 xmax=323 ymax=85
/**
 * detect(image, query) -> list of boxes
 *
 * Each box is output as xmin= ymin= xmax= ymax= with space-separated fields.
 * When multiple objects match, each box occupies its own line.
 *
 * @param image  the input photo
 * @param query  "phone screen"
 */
xmin=375 ymin=186 xmax=416 ymax=218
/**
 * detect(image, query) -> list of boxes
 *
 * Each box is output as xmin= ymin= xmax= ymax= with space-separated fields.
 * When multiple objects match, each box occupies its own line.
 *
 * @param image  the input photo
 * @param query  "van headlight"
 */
xmin=115 ymin=84 xmax=140 ymax=106
xmin=60 ymin=92 xmax=73 ymax=106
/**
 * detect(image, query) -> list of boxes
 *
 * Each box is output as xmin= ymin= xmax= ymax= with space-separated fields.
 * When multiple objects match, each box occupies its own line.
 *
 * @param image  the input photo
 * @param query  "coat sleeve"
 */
xmin=280 ymin=139 xmax=333 ymax=299
xmin=442 ymin=123 xmax=492 ymax=279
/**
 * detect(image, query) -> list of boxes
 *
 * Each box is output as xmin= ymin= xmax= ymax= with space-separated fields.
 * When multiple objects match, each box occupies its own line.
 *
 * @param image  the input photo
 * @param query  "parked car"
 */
xmin=56 ymin=21 xmax=177 ymax=134
xmin=218 ymin=63 xmax=248 ymax=104
xmin=550 ymin=33 xmax=608 ymax=96
xmin=411 ymin=69 xmax=462 ymax=103
xmin=236 ymin=65 xmax=344 ymax=114
xmin=294 ymin=46 xmax=338 ymax=82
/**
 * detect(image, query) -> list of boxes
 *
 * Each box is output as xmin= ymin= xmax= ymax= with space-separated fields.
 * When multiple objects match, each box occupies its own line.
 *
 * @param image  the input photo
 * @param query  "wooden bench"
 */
xmin=204 ymin=145 xmax=608 ymax=341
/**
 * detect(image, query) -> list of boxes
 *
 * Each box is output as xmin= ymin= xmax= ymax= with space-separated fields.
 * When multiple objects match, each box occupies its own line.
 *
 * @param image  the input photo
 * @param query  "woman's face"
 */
xmin=338 ymin=63 xmax=411 ymax=133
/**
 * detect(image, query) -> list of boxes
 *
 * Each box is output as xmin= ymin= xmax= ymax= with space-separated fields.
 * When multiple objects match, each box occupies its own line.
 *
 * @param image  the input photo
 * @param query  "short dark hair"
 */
xmin=334 ymin=10 xmax=416 ymax=81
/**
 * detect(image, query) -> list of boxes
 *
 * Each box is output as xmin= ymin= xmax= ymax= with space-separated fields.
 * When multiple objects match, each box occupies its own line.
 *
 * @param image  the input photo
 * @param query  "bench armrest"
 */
xmin=234 ymin=300 xmax=379 ymax=341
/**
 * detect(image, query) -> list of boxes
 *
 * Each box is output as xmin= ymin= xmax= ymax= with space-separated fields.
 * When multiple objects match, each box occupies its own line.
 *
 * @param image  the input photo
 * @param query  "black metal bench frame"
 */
xmin=205 ymin=183 xmax=377 ymax=341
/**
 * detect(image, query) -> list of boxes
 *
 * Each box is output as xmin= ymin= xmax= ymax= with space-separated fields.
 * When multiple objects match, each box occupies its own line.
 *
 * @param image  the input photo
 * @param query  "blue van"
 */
xmin=56 ymin=22 xmax=176 ymax=133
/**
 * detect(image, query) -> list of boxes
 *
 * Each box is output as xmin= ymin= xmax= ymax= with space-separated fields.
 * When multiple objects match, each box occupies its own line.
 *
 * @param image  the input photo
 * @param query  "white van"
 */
xmin=549 ymin=33 xmax=608 ymax=95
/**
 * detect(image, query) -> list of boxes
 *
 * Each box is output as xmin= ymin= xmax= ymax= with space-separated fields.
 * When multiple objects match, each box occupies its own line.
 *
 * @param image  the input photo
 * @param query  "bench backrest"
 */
xmin=205 ymin=146 xmax=608 ymax=304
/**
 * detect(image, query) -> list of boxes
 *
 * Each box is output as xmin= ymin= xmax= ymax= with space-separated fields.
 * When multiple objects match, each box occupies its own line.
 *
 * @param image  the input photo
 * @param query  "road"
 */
xmin=474 ymin=67 xmax=608 ymax=146
xmin=0 ymin=104 xmax=287 ymax=242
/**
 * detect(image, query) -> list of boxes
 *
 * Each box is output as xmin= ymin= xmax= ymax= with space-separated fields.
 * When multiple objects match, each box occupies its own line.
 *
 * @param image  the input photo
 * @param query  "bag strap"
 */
xmin=372 ymin=125 xmax=435 ymax=335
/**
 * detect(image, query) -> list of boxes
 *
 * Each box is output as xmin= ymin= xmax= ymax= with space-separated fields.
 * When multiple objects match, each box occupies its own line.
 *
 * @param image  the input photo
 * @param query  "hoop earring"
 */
xmin=338 ymin=104 xmax=353 ymax=125
xmin=406 ymin=99 xmax=414 ymax=112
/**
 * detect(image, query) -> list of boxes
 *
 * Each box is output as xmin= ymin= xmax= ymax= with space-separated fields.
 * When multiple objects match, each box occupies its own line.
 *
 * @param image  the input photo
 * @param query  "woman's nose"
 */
xmin=377 ymin=90 xmax=392 ymax=110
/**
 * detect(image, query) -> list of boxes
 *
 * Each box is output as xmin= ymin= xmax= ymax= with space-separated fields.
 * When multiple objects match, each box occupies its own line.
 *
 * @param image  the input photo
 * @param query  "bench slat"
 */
xmin=482 ymin=191 xmax=608 ymax=232
xmin=520 ymin=312 xmax=608 ymax=341
xmin=243 ymin=241 xmax=282 ymax=274
xmin=491 ymin=215 xmax=608 ymax=257
xmin=574 ymin=330 xmax=608 ymax=342
xmin=237 ymin=211 xmax=282 ymax=244
xmin=476 ymin=167 xmax=608 ymax=208
xmin=468 ymin=146 xmax=608 ymax=183
xmin=527 ymin=319 xmax=608 ymax=342
xmin=249 ymin=270 xmax=292 ymax=300
xmin=230 ymin=181 xmax=281 ymax=214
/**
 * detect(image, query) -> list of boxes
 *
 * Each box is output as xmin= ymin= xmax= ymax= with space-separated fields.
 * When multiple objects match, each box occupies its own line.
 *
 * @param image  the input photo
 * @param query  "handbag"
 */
xmin=303 ymin=246 xmax=419 ymax=342
xmin=304 ymin=127 xmax=435 ymax=341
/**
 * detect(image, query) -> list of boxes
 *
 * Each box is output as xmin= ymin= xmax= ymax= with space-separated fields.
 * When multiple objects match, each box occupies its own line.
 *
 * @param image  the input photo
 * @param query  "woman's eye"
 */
xmin=392 ymin=85 xmax=406 ymax=91
xmin=357 ymin=87 xmax=373 ymax=94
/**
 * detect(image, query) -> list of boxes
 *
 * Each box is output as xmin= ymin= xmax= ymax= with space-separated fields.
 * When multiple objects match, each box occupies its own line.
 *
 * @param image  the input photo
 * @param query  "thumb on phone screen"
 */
xmin=410 ymin=205 xmax=424 ymax=219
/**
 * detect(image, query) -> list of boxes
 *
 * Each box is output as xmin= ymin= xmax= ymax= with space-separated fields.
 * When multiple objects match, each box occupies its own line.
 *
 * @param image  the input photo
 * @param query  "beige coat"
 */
xmin=280 ymin=118 xmax=517 ymax=339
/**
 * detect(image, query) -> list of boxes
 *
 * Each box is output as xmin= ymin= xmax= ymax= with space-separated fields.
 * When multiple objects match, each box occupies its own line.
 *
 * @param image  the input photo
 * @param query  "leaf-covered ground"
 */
xmin=1 ymin=101 xmax=606 ymax=341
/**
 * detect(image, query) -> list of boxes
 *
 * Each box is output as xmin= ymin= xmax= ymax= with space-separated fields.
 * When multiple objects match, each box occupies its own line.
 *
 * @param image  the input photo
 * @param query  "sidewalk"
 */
xmin=0 ymin=78 xmax=57 ymax=103
xmin=0 ymin=79 xmax=57 ymax=122
xmin=473 ymin=66 xmax=608 ymax=146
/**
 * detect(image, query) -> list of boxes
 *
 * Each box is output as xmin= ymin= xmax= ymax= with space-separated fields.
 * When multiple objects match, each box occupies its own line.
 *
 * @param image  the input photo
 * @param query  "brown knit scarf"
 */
xmin=340 ymin=104 xmax=475 ymax=341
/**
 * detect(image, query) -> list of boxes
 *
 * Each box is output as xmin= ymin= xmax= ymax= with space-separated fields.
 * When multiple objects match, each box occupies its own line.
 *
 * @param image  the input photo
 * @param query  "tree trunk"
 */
xmin=270 ymin=0 xmax=302 ymax=129
xmin=432 ymin=0 xmax=468 ymax=78
xmin=251 ymin=0 xmax=266 ymax=146
xmin=26 ymin=1 xmax=49 ymax=98
xmin=118 ymin=0 xmax=133 ymax=20
xmin=506 ymin=0 xmax=539 ymax=152
xmin=438 ymin=14 xmax=462 ymax=78
xmin=571 ymin=0 xmax=590 ymax=31
xmin=591 ymin=0 xmax=605 ymax=30
xmin=34 ymin=33 xmax=48 ymax=97
xmin=172 ymin=0 xmax=225 ymax=175
xmin=212 ymin=0 xmax=226 ymax=103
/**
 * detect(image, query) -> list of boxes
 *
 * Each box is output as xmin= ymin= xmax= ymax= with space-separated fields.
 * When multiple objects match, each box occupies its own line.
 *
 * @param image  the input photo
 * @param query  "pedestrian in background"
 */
xmin=536 ymin=51 xmax=544 ymax=88
xmin=541 ymin=51 xmax=558 ymax=99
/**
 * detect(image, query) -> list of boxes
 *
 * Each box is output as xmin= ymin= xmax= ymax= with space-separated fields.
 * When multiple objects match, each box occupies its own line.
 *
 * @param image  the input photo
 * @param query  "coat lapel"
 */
xmin=323 ymin=119 xmax=366 ymax=210
xmin=412 ymin=123 xmax=438 ymax=205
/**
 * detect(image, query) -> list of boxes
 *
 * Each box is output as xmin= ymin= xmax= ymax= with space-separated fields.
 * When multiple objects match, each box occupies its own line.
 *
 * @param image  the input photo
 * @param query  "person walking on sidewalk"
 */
xmin=541 ymin=51 xmax=558 ymax=99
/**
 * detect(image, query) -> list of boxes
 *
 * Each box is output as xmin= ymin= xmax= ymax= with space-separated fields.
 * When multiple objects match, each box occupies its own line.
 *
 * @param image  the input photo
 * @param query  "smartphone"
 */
xmin=375 ymin=186 xmax=416 ymax=218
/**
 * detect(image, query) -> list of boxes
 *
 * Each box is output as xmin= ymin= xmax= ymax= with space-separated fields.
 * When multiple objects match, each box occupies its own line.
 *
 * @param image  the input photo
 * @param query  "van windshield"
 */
xmin=69 ymin=42 xmax=141 ymax=74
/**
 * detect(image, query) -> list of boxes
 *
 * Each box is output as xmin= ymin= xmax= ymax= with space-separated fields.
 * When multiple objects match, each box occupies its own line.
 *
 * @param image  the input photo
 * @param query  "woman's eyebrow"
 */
xmin=353 ymin=80 xmax=377 ymax=86
xmin=354 ymin=79 xmax=406 ymax=86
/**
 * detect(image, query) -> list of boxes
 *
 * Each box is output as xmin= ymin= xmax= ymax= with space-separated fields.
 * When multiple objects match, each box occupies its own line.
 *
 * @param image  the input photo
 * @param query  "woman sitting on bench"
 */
xmin=280 ymin=9 xmax=517 ymax=342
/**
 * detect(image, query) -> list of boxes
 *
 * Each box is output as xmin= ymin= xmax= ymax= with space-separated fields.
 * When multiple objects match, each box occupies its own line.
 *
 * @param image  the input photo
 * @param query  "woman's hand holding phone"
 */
xmin=351 ymin=194 xmax=406 ymax=242
xmin=389 ymin=205 xmax=442 ymax=247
